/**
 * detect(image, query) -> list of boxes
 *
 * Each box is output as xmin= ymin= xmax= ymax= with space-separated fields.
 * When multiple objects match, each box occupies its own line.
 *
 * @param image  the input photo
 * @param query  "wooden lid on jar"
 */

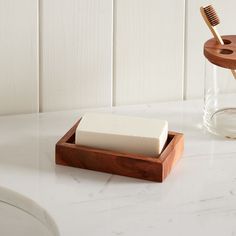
xmin=204 ymin=35 xmax=236 ymax=70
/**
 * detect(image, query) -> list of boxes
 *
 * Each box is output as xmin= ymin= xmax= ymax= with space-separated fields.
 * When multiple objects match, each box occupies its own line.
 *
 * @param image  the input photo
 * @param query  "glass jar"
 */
xmin=203 ymin=59 xmax=236 ymax=138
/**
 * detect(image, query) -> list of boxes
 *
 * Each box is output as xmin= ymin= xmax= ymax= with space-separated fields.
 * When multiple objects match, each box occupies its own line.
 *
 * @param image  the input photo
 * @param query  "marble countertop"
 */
xmin=1 ymin=99 xmax=236 ymax=236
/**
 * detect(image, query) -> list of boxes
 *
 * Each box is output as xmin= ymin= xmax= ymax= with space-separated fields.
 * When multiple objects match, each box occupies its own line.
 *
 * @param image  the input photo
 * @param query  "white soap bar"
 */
xmin=75 ymin=113 xmax=168 ymax=157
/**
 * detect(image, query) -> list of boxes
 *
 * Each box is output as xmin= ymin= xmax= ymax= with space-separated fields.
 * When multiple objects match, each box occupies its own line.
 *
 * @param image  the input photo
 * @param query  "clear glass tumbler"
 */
xmin=204 ymin=59 xmax=236 ymax=138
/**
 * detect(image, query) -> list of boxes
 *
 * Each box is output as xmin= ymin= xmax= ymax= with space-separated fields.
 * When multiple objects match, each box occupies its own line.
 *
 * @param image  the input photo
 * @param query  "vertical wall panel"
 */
xmin=114 ymin=0 xmax=185 ymax=106
xmin=40 ymin=0 xmax=113 ymax=112
xmin=186 ymin=0 xmax=236 ymax=99
xmin=0 ymin=0 xmax=38 ymax=115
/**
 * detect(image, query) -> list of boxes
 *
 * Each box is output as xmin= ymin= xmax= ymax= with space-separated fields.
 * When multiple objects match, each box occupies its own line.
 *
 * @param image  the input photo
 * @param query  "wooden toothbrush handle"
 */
xmin=231 ymin=69 xmax=236 ymax=80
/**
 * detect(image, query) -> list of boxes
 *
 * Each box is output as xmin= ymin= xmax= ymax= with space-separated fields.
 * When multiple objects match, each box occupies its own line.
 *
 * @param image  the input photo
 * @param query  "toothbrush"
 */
xmin=200 ymin=5 xmax=236 ymax=80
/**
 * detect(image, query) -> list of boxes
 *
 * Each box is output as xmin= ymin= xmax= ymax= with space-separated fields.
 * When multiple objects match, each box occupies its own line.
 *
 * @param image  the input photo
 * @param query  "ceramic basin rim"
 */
xmin=0 ymin=185 xmax=60 ymax=236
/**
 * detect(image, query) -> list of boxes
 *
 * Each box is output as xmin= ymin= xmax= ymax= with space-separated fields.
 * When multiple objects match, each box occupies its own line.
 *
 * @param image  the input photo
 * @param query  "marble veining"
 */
xmin=0 ymin=99 xmax=236 ymax=235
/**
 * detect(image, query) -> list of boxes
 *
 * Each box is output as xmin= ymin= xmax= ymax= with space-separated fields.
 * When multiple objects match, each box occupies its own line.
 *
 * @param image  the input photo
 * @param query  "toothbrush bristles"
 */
xmin=203 ymin=5 xmax=220 ymax=26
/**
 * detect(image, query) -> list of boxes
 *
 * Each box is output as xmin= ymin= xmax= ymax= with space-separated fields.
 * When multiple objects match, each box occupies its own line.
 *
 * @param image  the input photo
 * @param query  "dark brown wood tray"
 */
xmin=55 ymin=120 xmax=184 ymax=182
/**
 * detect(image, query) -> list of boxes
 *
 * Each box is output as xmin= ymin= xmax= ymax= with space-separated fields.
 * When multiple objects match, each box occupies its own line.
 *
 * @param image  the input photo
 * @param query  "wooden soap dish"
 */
xmin=55 ymin=120 xmax=184 ymax=182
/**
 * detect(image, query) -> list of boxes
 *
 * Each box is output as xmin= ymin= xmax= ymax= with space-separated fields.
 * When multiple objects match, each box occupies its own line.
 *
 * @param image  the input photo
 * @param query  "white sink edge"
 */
xmin=0 ymin=186 xmax=60 ymax=236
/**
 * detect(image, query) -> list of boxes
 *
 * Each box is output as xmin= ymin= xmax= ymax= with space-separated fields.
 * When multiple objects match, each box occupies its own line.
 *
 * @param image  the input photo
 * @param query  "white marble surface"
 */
xmin=1 ymin=99 xmax=236 ymax=236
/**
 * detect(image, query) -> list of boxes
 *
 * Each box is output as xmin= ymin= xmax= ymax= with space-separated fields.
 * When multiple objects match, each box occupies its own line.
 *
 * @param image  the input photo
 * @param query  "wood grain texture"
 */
xmin=186 ymin=0 xmax=236 ymax=99
xmin=113 ymin=0 xmax=185 ymax=105
xmin=40 ymin=0 xmax=113 ymax=112
xmin=56 ymin=120 xmax=184 ymax=182
xmin=204 ymin=35 xmax=236 ymax=70
xmin=0 ymin=0 xmax=38 ymax=115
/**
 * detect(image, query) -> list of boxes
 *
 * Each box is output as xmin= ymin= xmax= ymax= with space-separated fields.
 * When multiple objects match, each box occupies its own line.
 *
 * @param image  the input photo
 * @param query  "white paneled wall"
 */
xmin=1 ymin=0 xmax=236 ymax=115
xmin=40 ymin=0 xmax=113 ymax=112
xmin=186 ymin=0 xmax=236 ymax=99
xmin=114 ymin=0 xmax=185 ymax=105
xmin=0 ymin=0 xmax=38 ymax=115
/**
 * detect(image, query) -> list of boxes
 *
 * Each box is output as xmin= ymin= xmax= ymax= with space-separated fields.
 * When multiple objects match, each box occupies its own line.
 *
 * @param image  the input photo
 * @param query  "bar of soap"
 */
xmin=75 ymin=113 xmax=168 ymax=157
